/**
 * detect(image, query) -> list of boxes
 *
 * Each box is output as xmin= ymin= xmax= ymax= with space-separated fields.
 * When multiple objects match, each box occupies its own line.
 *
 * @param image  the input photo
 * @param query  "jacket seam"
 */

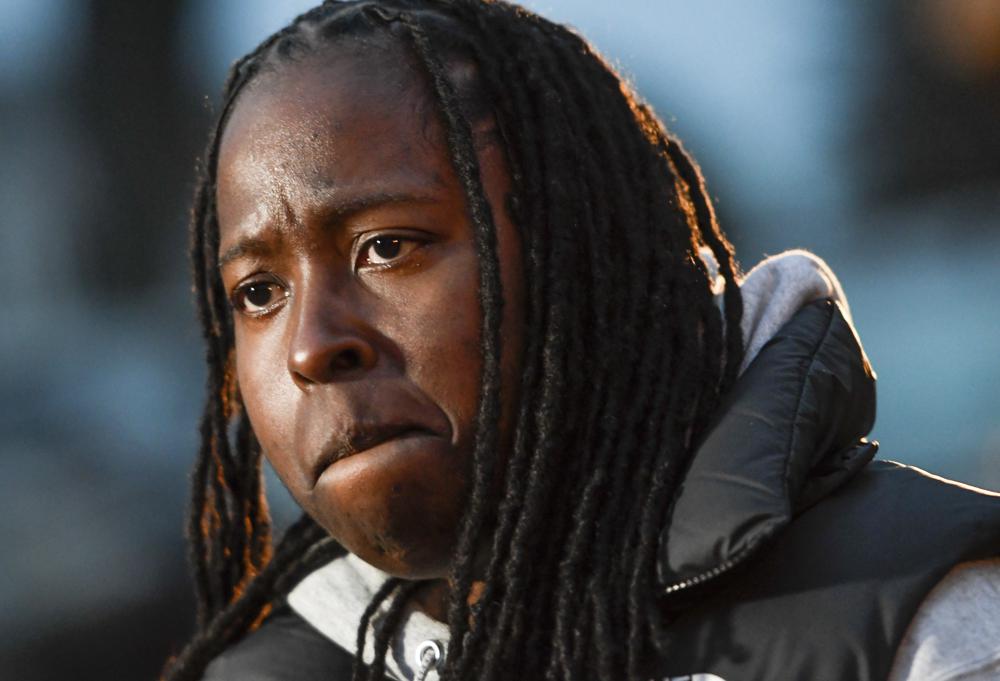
xmin=782 ymin=300 xmax=838 ymax=519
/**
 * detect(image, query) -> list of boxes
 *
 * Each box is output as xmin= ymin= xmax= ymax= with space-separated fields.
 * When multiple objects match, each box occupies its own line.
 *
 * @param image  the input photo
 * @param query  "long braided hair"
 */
xmin=163 ymin=2 xmax=744 ymax=680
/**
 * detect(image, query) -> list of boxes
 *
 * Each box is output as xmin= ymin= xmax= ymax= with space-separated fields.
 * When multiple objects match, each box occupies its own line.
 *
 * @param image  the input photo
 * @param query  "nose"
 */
xmin=287 ymin=288 xmax=378 ymax=387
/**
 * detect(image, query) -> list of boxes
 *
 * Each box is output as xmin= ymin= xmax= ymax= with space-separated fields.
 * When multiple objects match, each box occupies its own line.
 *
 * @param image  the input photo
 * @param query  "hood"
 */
xmin=288 ymin=250 xmax=877 ymax=676
xmin=657 ymin=251 xmax=877 ymax=591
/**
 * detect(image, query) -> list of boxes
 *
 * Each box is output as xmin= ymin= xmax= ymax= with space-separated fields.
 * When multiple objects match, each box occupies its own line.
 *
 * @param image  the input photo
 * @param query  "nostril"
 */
xmin=288 ymin=331 xmax=376 ymax=386
xmin=332 ymin=347 xmax=362 ymax=372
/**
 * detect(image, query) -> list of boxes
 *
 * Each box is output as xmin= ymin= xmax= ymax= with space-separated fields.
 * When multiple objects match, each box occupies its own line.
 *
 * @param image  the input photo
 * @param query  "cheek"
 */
xmin=234 ymin=325 xmax=303 ymax=489
xmin=392 ymin=250 xmax=485 ymax=446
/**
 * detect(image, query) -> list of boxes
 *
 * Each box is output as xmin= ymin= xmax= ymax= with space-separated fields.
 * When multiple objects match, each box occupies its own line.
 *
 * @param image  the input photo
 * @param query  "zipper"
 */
xmin=661 ymin=534 xmax=770 ymax=595
xmin=661 ymin=556 xmax=744 ymax=594
xmin=413 ymin=639 xmax=444 ymax=681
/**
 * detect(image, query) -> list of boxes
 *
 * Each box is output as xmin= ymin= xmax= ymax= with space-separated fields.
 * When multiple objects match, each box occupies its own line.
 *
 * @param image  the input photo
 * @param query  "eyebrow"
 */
xmin=218 ymin=237 xmax=272 ymax=269
xmin=217 ymin=190 xmax=439 ymax=268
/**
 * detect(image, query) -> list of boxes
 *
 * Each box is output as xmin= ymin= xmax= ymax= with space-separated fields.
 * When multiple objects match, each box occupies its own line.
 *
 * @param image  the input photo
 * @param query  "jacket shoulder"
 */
xmin=201 ymin=606 xmax=355 ymax=681
xmin=655 ymin=460 xmax=1000 ymax=681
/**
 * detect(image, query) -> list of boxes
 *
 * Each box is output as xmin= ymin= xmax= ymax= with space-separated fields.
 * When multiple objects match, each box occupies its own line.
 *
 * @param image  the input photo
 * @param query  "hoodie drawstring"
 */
xmin=413 ymin=640 xmax=444 ymax=681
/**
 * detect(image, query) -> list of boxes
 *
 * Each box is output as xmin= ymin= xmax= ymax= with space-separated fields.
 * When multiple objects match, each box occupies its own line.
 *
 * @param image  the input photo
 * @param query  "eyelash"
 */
xmin=228 ymin=234 xmax=425 ymax=318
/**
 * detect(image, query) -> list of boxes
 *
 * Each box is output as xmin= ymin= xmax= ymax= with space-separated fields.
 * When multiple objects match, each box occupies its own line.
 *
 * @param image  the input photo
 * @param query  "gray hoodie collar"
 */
xmin=289 ymin=552 xmax=448 ymax=681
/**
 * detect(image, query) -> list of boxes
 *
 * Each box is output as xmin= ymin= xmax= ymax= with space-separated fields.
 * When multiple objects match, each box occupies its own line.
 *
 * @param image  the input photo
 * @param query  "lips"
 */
xmin=311 ymin=422 xmax=440 ymax=485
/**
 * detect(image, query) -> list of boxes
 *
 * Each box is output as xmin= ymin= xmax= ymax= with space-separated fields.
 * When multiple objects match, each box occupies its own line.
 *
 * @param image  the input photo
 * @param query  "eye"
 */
xmin=356 ymin=235 xmax=422 ymax=270
xmin=231 ymin=278 xmax=288 ymax=316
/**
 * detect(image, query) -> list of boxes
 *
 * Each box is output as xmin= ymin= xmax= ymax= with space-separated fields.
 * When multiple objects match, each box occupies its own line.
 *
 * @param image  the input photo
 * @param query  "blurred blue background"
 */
xmin=2 ymin=1 xmax=998 ymax=678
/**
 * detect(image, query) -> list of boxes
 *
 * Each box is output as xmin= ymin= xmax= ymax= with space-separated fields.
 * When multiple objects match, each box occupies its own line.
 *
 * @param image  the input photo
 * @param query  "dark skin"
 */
xmin=215 ymin=44 xmax=524 ymax=621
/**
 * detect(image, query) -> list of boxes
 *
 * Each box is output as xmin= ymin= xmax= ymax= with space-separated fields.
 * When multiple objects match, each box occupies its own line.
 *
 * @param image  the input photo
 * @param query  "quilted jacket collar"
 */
xmin=657 ymin=299 xmax=877 ymax=591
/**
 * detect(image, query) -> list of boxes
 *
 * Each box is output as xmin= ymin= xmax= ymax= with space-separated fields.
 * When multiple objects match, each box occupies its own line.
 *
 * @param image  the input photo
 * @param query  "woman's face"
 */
xmin=215 ymin=45 xmax=524 ymax=580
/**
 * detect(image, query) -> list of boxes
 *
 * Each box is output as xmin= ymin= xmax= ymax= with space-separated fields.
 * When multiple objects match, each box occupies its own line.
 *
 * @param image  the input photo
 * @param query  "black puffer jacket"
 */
xmin=203 ymin=300 xmax=1000 ymax=680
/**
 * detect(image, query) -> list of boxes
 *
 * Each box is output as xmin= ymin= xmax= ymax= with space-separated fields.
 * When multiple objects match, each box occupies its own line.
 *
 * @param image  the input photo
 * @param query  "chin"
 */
xmin=345 ymin=535 xmax=455 ymax=580
xmin=301 ymin=434 xmax=471 ymax=579
xmin=307 ymin=502 xmax=459 ymax=580
xmin=305 ymin=486 xmax=463 ymax=581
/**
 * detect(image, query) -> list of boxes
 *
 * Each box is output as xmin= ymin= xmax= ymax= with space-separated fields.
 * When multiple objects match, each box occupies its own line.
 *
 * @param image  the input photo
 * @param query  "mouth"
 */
xmin=312 ymin=423 xmax=440 ymax=485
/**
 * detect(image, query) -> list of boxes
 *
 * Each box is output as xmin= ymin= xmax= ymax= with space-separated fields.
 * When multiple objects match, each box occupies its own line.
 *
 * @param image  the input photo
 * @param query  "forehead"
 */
xmin=216 ymin=45 xmax=450 ymax=232
xmin=226 ymin=41 xmax=432 ymax=142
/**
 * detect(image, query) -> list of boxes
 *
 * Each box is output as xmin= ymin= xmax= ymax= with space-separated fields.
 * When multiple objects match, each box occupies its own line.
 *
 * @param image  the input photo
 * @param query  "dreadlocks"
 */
xmin=163 ymin=2 xmax=744 ymax=680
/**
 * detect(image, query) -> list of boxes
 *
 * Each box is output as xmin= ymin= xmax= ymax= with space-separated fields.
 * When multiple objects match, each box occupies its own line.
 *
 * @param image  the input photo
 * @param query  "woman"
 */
xmin=162 ymin=1 xmax=1000 ymax=679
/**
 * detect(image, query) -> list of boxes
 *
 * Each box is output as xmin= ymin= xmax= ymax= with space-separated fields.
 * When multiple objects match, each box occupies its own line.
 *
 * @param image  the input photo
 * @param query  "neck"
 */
xmin=412 ymin=578 xmax=486 ymax=624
